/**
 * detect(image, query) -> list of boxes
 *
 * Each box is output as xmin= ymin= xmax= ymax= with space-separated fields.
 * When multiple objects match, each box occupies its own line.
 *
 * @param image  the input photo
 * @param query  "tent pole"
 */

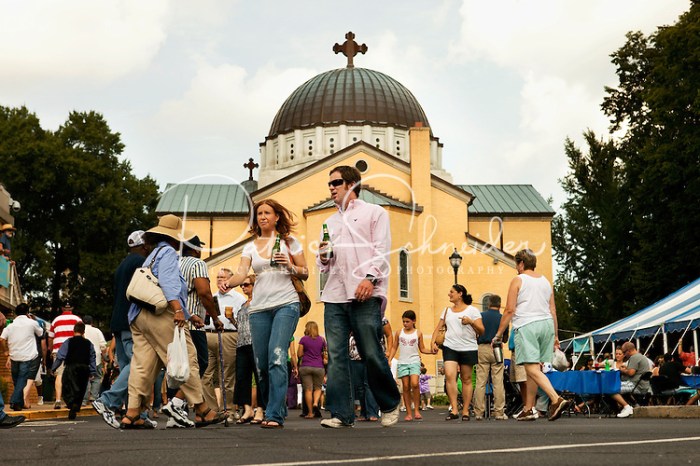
xmin=663 ymin=330 xmax=668 ymax=354
xmin=636 ymin=337 xmax=641 ymax=352
xmin=694 ymin=329 xmax=699 ymax=366
xmin=644 ymin=327 xmax=661 ymax=357
xmin=671 ymin=321 xmax=692 ymax=355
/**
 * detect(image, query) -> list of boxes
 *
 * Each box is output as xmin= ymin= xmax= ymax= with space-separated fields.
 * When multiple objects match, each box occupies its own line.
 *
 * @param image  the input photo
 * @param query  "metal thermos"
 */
xmin=493 ymin=342 xmax=503 ymax=364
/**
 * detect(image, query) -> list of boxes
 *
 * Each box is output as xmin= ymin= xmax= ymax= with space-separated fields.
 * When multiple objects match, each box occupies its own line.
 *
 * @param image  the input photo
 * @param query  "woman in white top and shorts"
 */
xmin=220 ymin=199 xmax=308 ymax=429
xmin=431 ymin=284 xmax=484 ymax=421
xmin=493 ymin=248 xmax=570 ymax=422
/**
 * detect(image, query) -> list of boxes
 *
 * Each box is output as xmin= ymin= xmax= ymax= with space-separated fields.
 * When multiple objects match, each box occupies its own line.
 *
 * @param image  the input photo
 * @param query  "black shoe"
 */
xmin=68 ymin=409 xmax=78 ymax=420
xmin=10 ymin=403 xmax=23 ymax=411
xmin=313 ymin=406 xmax=322 ymax=418
xmin=0 ymin=414 xmax=25 ymax=428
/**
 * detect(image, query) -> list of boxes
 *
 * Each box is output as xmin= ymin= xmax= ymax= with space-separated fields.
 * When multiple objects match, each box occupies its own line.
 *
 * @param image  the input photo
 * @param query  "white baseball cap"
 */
xmin=127 ymin=230 xmax=145 ymax=247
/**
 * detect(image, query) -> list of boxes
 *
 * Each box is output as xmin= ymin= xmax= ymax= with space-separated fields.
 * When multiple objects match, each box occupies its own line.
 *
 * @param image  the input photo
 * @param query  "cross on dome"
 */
xmin=333 ymin=31 xmax=367 ymax=68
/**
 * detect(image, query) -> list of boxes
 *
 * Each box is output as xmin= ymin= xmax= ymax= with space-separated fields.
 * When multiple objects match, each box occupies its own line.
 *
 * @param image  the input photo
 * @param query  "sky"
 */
xmin=0 ymin=0 xmax=690 ymax=210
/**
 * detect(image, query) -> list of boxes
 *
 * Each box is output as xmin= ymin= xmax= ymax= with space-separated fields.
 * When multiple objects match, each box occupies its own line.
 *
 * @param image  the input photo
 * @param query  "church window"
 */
xmin=319 ymin=272 xmax=329 ymax=298
xmin=355 ymin=159 xmax=368 ymax=173
xmin=399 ymin=249 xmax=410 ymax=300
xmin=481 ymin=294 xmax=493 ymax=312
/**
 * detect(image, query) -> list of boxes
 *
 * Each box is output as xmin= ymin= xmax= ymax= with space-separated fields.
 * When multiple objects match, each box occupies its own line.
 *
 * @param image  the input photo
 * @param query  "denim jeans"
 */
xmin=351 ymin=359 xmax=379 ymax=419
xmin=325 ymin=299 xmax=400 ymax=424
xmin=84 ymin=364 xmax=103 ymax=403
xmin=98 ymin=330 xmax=133 ymax=410
xmin=249 ymin=302 xmax=300 ymax=424
xmin=10 ymin=357 xmax=40 ymax=406
xmin=0 ymin=388 xmax=5 ymax=421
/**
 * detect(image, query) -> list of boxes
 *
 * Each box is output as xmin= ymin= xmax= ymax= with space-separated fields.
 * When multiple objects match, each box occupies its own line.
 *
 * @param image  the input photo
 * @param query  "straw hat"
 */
xmin=145 ymin=215 xmax=194 ymax=242
xmin=1 ymin=224 xmax=16 ymax=232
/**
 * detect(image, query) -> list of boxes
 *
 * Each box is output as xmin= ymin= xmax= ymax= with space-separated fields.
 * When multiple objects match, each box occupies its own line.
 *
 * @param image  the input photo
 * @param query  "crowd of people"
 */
xmin=0 ymin=165 xmax=698 ymax=431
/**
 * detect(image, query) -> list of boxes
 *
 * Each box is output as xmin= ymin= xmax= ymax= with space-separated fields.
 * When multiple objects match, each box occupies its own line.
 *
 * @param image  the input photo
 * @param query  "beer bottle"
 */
xmin=270 ymin=234 xmax=281 ymax=267
xmin=321 ymin=223 xmax=333 ymax=260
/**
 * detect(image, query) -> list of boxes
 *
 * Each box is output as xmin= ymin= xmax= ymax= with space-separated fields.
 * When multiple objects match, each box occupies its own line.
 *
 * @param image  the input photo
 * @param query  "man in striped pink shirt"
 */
xmin=48 ymin=302 xmax=82 ymax=409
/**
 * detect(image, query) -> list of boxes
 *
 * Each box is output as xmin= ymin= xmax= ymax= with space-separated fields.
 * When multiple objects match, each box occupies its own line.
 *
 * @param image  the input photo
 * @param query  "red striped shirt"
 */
xmin=49 ymin=312 xmax=83 ymax=353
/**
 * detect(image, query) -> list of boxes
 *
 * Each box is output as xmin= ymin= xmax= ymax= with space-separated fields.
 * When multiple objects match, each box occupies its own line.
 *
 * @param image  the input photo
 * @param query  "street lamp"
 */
xmin=449 ymin=248 xmax=462 ymax=285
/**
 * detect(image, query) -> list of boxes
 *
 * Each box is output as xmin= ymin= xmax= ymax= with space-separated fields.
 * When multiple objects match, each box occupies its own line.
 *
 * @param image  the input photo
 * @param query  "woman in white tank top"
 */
xmin=493 ymin=249 xmax=569 ymax=422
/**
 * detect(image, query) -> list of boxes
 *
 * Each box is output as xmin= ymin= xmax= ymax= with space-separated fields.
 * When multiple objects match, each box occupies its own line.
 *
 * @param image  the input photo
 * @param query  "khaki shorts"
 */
xmin=509 ymin=351 xmax=527 ymax=383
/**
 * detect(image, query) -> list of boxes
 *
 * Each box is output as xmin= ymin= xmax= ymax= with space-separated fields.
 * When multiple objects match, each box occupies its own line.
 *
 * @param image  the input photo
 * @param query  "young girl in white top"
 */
xmin=387 ymin=310 xmax=434 ymax=421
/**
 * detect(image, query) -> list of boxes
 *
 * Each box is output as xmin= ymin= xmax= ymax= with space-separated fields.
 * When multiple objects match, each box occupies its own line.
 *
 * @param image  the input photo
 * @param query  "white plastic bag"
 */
xmin=166 ymin=327 xmax=190 ymax=388
xmin=552 ymin=348 xmax=569 ymax=372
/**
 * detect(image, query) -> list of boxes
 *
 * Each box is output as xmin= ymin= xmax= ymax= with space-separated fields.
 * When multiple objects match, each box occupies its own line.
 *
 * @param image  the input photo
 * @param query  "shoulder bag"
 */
xmin=125 ymin=246 xmax=168 ymax=315
xmin=285 ymin=239 xmax=312 ymax=318
xmin=434 ymin=308 xmax=449 ymax=348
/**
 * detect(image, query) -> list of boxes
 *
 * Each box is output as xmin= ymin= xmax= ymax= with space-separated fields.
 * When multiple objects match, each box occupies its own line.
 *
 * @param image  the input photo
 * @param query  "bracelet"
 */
xmin=174 ymin=309 xmax=184 ymax=313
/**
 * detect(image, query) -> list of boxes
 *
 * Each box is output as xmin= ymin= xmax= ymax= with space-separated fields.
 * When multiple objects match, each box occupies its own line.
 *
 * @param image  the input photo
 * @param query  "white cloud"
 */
xmin=0 ymin=0 xmax=168 ymax=84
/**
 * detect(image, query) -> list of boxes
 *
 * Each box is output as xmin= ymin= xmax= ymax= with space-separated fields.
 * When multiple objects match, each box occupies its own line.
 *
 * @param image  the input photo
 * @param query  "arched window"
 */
xmin=399 ymin=249 xmax=410 ymax=300
xmin=481 ymin=293 xmax=493 ymax=312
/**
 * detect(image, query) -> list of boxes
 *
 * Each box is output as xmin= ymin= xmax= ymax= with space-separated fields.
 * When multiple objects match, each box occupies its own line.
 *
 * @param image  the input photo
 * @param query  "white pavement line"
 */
xmin=19 ymin=420 xmax=87 ymax=427
xmin=242 ymin=436 xmax=700 ymax=466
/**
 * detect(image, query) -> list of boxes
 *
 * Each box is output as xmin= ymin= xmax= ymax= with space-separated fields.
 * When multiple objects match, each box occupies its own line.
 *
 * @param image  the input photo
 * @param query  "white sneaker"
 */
xmin=320 ymin=417 xmax=353 ymax=428
xmin=37 ymin=396 xmax=44 ymax=406
xmin=617 ymin=405 xmax=634 ymax=418
xmin=493 ymin=414 xmax=510 ymax=420
xmin=92 ymin=401 xmax=120 ymax=429
xmin=166 ymin=417 xmax=188 ymax=428
xmin=162 ymin=400 xmax=194 ymax=427
xmin=381 ymin=406 xmax=400 ymax=427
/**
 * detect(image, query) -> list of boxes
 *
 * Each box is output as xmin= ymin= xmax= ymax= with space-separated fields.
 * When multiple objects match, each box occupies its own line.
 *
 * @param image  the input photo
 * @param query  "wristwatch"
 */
xmin=365 ymin=274 xmax=378 ymax=286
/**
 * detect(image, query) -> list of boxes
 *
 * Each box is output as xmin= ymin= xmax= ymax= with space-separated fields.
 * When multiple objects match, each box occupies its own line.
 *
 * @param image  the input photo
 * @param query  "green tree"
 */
xmin=552 ymin=132 xmax=634 ymax=331
xmin=554 ymin=3 xmax=700 ymax=331
xmin=602 ymin=4 xmax=700 ymax=307
xmin=0 ymin=106 xmax=158 ymax=323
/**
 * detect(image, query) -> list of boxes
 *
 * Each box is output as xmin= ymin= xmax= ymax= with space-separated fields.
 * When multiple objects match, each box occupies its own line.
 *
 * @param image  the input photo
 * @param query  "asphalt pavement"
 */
xmin=3 ymin=408 xmax=700 ymax=465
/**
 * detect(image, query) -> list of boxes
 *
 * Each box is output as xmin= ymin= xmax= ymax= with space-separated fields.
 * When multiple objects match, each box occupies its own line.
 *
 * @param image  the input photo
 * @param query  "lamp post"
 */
xmin=449 ymin=248 xmax=462 ymax=285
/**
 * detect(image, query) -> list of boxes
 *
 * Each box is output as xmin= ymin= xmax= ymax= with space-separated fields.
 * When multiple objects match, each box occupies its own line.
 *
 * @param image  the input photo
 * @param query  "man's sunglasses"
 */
xmin=241 ymin=283 xmax=252 ymax=287
xmin=328 ymin=179 xmax=346 ymax=187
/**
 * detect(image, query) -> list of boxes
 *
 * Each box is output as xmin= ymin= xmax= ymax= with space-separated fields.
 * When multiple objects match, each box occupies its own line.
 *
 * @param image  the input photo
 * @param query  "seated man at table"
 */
xmin=651 ymin=353 xmax=689 ymax=394
xmin=609 ymin=341 xmax=651 ymax=418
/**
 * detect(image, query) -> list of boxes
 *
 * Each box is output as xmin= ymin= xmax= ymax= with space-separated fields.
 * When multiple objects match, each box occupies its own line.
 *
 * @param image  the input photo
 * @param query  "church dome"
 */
xmin=267 ymin=67 xmax=431 ymax=140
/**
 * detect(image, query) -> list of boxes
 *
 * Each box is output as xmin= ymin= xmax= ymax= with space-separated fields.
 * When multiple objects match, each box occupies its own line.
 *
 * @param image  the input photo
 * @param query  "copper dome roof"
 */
xmin=267 ymin=67 xmax=431 ymax=139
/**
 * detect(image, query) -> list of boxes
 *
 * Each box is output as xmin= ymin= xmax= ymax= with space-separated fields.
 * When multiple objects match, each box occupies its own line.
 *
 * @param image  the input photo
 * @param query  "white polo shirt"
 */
xmin=0 ymin=315 xmax=43 ymax=362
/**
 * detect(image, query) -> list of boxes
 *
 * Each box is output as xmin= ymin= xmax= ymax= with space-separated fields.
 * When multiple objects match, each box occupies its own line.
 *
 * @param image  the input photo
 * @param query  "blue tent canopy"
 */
xmin=566 ymin=277 xmax=700 ymax=349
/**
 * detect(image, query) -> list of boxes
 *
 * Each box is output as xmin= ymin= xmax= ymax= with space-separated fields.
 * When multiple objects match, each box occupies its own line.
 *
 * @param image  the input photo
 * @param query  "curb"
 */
xmin=7 ymin=407 xmax=98 ymax=421
xmin=634 ymin=406 xmax=700 ymax=419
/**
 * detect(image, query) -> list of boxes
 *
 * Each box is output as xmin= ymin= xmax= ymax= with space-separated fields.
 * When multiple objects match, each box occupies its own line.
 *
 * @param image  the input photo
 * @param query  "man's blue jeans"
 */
xmin=325 ymin=298 xmax=400 ymax=424
xmin=351 ymin=359 xmax=380 ymax=419
xmin=249 ymin=302 xmax=300 ymax=424
xmin=98 ymin=330 xmax=133 ymax=410
xmin=10 ymin=357 xmax=40 ymax=406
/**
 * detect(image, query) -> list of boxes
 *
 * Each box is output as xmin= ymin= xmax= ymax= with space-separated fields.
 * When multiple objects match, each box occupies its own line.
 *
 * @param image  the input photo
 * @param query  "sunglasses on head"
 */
xmin=241 ymin=283 xmax=252 ymax=287
xmin=328 ymin=179 xmax=346 ymax=187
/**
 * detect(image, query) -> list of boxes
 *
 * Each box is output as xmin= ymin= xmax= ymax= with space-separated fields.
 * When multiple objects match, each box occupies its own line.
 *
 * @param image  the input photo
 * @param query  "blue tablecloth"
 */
xmin=546 ymin=370 xmax=621 ymax=395
xmin=681 ymin=374 xmax=700 ymax=389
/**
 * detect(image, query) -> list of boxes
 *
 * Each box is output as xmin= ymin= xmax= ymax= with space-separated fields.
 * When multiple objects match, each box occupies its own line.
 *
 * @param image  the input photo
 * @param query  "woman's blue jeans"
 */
xmin=249 ymin=302 xmax=300 ymax=424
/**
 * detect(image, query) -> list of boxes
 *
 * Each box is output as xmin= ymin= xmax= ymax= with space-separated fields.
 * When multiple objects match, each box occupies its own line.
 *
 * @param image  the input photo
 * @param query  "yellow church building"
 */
xmin=156 ymin=33 xmax=555 ymax=375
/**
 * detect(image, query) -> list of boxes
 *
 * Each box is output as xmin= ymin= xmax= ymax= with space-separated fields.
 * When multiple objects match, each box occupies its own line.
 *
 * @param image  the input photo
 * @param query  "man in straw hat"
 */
xmin=0 ymin=223 xmax=16 ymax=259
xmin=118 ymin=214 xmax=223 ymax=429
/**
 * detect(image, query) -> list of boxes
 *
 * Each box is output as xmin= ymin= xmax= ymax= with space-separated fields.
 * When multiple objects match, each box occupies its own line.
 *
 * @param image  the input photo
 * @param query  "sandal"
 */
xmin=445 ymin=412 xmax=459 ymax=421
xmin=461 ymin=415 xmax=470 ymax=421
xmin=119 ymin=414 xmax=154 ymax=430
xmin=195 ymin=408 xmax=225 ymax=428
xmin=414 ymin=413 xmax=423 ymax=420
xmin=404 ymin=415 xmax=413 ymax=421
xmin=237 ymin=415 xmax=253 ymax=425
xmin=260 ymin=420 xmax=284 ymax=429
